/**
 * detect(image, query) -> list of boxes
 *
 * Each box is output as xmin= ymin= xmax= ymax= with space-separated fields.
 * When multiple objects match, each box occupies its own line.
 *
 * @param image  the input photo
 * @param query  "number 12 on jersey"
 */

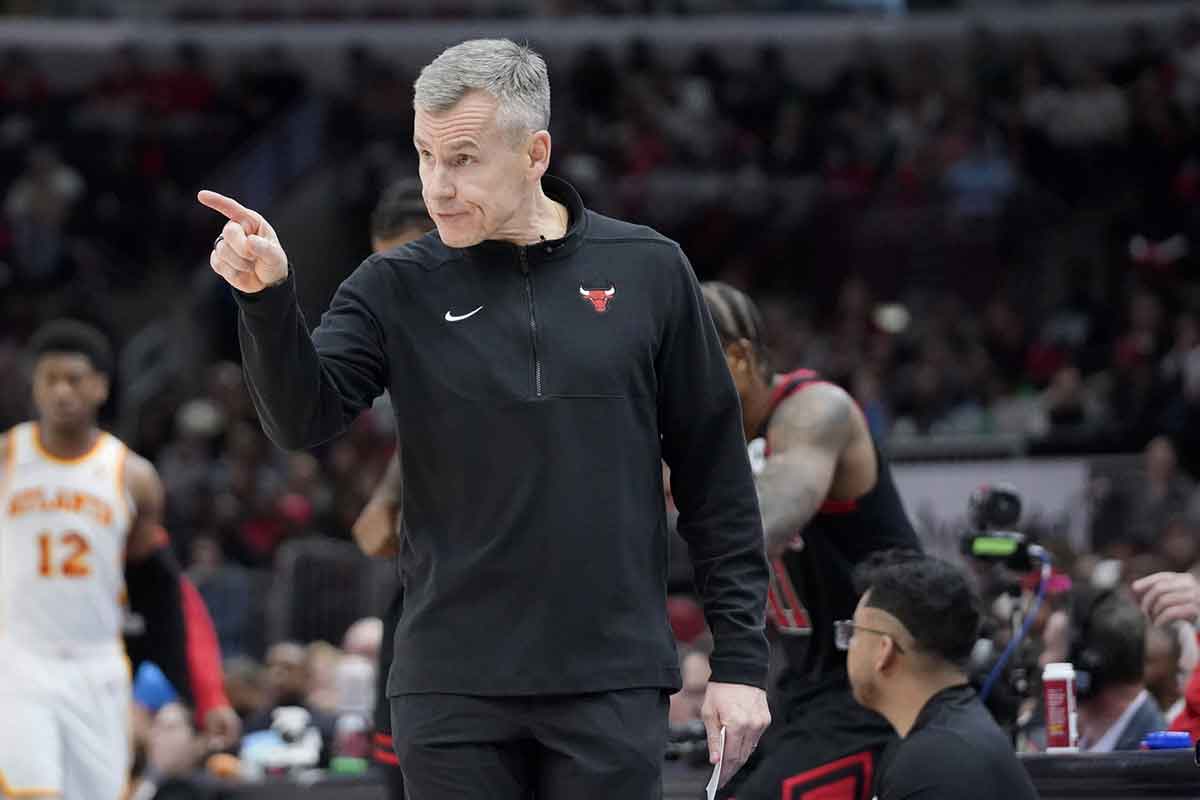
xmin=37 ymin=530 xmax=92 ymax=578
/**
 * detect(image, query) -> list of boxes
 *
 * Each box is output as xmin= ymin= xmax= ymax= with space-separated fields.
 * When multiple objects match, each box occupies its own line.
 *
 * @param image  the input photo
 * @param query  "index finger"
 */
xmin=197 ymin=189 xmax=261 ymax=235
xmin=1138 ymin=578 xmax=1168 ymax=619
xmin=1150 ymin=589 xmax=1196 ymax=624
xmin=1132 ymin=572 xmax=1170 ymax=599
xmin=1153 ymin=603 xmax=1198 ymax=627
xmin=1140 ymin=578 xmax=1188 ymax=623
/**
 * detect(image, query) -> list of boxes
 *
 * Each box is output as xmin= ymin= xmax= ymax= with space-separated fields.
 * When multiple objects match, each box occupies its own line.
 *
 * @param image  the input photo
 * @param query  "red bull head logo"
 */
xmin=579 ymin=283 xmax=616 ymax=313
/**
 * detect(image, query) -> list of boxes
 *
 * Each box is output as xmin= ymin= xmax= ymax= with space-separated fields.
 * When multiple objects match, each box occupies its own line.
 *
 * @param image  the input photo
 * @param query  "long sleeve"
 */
xmin=235 ymin=264 xmax=388 ymax=451
xmin=179 ymin=577 xmax=230 ymax=724
xmin=124 ymin=544 xmax=192 ymax=706
xmin=656 ymin=247 xmax=769 ymax=688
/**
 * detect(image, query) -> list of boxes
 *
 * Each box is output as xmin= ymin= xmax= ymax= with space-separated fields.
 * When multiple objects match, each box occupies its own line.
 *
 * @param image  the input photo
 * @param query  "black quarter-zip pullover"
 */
xmin=235 ymin=176 xmax=769 ymax=695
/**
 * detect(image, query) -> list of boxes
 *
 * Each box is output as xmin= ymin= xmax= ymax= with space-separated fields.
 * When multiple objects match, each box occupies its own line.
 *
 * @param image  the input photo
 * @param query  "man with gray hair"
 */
xmin=199 ymin=38 xmax=770 ymax=798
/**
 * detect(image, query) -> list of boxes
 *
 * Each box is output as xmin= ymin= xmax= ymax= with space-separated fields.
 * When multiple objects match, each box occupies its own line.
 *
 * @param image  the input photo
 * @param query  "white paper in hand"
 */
xmin=705 ymin=726 xmax=727 ymax=800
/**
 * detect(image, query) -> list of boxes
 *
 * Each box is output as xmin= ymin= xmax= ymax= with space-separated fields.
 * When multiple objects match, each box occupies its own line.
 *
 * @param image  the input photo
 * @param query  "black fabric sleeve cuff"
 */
xmin=708 ymin=656 xmax=768 ymax=690
xmin=231 ymin=269 xmax=296 ymax=313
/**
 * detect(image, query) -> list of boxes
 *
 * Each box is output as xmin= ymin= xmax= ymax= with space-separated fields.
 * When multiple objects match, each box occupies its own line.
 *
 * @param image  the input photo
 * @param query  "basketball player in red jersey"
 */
xmin=701 ymin=283 xmax=922 ymax=800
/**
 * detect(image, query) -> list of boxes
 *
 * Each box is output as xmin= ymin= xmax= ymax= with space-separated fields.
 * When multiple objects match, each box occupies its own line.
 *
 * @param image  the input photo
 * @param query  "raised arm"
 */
xmin=199 ymin=190 xmax=388 ymax=450
xmin=755 ymin=382 xmax=855 ymax=557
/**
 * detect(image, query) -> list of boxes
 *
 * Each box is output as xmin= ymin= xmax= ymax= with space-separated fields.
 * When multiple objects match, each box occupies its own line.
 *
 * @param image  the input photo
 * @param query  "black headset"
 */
xmin=1067 ymin=587 xmax=1118 ymax=699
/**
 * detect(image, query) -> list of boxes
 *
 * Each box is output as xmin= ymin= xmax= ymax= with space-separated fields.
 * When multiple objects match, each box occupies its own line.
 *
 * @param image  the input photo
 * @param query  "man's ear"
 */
xmin=726 ymin=338 xmax=756 ymax=372
xmin=874 ymin=636 xmax=900 ymax=674
xmin=528 ymin=130 xmax=552 ymax=177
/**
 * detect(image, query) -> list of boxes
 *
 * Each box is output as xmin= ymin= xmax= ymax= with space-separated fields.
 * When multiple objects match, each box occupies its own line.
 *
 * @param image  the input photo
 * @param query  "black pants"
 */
xmin=718 ymin=683 xmax=894 ymax=800
xmin=373 ymin=587 xmax=405 ymax=799
xmin=390 ymin=689 xmax=669 ymax=800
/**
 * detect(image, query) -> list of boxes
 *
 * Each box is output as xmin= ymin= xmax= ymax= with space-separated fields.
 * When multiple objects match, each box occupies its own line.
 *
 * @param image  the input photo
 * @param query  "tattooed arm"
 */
xmin=756 ymin=382 xmax=855 ymax=557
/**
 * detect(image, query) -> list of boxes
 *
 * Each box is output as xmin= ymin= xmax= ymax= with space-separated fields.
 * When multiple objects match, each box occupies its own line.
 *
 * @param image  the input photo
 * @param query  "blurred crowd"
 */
xmin=1 ymin=17 xmax=1198 ymax=453
xmin=0 ymin=40 xmax=306 ymax=359
xmin=0 ymin=0 xmax=1016 ymax=22
xmin=126 ymin=617 xmax=387 ymax=795
xmin=4 ymin=8 xmax=1200 ymax=791
xmin=334 ymin=14 xmax=1200 ymax=458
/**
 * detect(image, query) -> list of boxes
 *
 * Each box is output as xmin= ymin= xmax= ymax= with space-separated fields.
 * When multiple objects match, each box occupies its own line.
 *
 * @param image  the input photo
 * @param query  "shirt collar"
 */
xmin=1085 ymin=689 xmax=1150 ymax=753
xmin=460 ymin=174 xmax=587 ymax=266
xmin=910 ymin=683 xmax=974 ymax=734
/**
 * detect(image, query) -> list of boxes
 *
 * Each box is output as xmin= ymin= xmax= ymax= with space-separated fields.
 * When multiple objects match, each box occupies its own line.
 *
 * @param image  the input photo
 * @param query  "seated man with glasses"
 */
xmin=841 ymin=552 xmax=1039 ymax=800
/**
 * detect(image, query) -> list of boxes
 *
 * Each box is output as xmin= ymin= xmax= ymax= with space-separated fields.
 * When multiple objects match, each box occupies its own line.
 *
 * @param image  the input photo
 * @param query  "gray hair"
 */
xmin=414 ymin=39 xmax=550 ymax=139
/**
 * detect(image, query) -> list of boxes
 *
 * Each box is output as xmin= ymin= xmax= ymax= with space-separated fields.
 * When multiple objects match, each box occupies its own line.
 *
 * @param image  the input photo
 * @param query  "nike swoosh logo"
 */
xmin=444 ymin=306 xmax=484 ymax=322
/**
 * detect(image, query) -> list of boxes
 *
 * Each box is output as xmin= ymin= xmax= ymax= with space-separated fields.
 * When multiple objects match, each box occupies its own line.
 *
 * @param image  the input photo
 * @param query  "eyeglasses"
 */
xmin=833 ymin=620 xmax=907 ymax=654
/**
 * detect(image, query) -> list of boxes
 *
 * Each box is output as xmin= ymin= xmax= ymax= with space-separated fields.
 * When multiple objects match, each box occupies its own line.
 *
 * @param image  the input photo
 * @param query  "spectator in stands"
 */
xmin=130 ymin=702 xmax=211 ymax=800
xmin=222 ymin=656 xmax=268 ymax=722
xmin=159 ymin=399 xmax=225 ymax=538
xmin=1157 ymin=514 xmax=1200 ymax=574
xmin=1037 ymin=365 xmax=1105 ymax=437
xmin=305 ymin=641 xmax=343 ymax=714
xmin=1127 ymin=436 xmax=1196 ymax=549
xmin=942 ymin=129 xmax=1015 ymax=221
xmin=342 ymin=617 xmax=383 ymax=663
xmin=844 ymin=552 xmax=1037 ymax=800
xmin=1158 ymin=312 xmax=1200 ymax=453
xmin=244 ymin=642 xmax=337 ymax=764
xmin=1048 ymin=60 xmax=1129 ymax=149
xmin=4 ymin=145 xmax=83 ymax=285
xmin=187 ymin=534 xmax=253 ymax=659
xmin=1073 ymin=591 xmax=1166 ymax=751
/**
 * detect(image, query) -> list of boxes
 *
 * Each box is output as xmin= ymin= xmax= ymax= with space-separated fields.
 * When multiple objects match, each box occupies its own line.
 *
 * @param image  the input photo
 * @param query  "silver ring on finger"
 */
xmin=214 ymin=234 xmax=224 ymax=249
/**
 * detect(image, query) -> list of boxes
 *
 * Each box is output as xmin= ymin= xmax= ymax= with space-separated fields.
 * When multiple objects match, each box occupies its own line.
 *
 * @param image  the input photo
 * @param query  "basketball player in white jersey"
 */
xmin=0 ymin=320 xmax=169 ymax=800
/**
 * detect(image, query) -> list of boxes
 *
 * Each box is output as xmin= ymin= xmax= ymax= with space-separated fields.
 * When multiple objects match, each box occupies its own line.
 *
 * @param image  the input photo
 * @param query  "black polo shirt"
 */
xmin=876 ymin=684 xmax=1039 ymax=800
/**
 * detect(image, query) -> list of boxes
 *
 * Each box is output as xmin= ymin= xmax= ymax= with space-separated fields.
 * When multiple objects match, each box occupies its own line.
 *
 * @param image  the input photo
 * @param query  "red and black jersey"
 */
xmin=758 ymin=369 xmax=920 ymax=691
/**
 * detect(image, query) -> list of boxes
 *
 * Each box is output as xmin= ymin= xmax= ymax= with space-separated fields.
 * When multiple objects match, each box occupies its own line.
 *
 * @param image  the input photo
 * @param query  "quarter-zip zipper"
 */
xmin=519 ymin=247 xmax=543 ymax=397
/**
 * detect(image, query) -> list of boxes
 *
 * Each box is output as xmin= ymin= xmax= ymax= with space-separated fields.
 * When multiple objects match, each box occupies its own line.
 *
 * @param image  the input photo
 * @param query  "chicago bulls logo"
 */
xmin=579 ymin=281 xmax=616 ymax=313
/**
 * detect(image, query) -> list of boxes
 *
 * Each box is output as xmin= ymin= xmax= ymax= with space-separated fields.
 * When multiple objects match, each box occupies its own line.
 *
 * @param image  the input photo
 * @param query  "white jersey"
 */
xmin=0 ymin=422 xmax=134 ymax=653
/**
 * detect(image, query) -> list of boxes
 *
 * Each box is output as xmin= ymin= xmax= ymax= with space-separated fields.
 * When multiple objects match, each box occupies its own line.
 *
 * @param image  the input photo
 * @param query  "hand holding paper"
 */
xmin=700 ymin=681 xmax=771 ymax=789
